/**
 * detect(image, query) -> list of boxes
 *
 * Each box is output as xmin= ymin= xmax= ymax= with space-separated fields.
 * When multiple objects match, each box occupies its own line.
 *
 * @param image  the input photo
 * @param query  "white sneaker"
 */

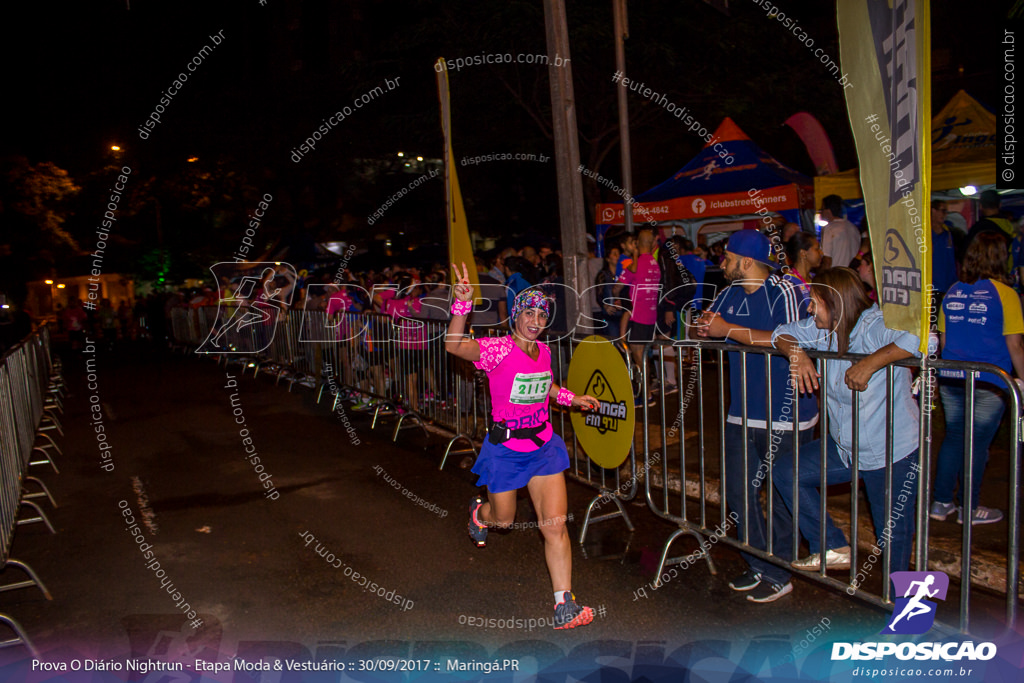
xmin=791 ymin=549 xmax=851 ymax=571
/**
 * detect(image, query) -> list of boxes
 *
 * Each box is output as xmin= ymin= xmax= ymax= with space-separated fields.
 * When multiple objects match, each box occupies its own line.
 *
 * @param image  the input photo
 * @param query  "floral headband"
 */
xmin=511 ymin=288 xmax=551 ymax=325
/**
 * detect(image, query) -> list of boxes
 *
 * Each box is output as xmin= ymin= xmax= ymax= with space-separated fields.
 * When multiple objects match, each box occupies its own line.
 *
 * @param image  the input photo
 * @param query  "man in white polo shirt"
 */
xmin=819 ymin=194 xmax=861 ymax=269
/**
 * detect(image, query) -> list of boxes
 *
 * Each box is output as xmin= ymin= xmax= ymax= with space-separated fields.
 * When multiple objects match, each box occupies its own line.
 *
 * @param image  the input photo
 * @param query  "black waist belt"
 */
xmin=489 ymin=421 xmax=547 ymax=448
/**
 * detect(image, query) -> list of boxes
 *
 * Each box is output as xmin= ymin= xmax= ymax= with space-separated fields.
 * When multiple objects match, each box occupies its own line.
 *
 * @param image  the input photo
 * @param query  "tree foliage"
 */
xmin=0 ymin=157 xmax=81 ymax=253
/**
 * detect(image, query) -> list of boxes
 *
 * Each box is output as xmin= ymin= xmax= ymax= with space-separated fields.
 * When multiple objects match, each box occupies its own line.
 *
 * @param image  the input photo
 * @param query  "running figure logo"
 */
xmin=197 ymin=262 xmax=297 ymax=355
xmin=695 ymin=160 xmax=718 ymax=180
xmin=881 ymin=571 xmax=949 ymax=635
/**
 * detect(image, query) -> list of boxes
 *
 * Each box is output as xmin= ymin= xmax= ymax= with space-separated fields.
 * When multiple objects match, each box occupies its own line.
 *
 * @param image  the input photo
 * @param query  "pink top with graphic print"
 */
xmin=618 ymin=253 xmax=661 ymax=325
xmin=385 ymin=296 xmax=426 ymax=350
xmin=326 ymin=290 xmax=357 ymax=340
xmin=473 ymin=336 xmax=554 ymax=452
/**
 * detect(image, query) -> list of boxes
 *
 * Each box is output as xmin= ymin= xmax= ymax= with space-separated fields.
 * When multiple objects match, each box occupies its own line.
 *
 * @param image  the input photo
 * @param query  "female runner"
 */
xmin=445 ymin=262 xmax=599 ymax=630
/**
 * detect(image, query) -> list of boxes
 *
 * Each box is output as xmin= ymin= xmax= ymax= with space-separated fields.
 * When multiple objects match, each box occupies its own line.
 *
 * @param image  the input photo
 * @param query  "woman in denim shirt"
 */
xmin=743 ymin=267 xmax=922 ymax=576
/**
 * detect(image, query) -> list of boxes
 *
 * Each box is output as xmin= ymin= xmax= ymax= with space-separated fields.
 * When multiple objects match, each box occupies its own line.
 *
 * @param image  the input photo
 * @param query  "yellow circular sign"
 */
xmin=568 ymin=336 xmax=635 ymax=469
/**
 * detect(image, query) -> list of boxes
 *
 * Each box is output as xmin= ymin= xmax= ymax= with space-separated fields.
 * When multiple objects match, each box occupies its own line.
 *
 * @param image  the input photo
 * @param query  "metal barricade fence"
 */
xmin=291 ymin=310 xmax=489 ymax=454
xmin=924 ymin=356 xmax=1021 ymax=634
xmin=0 ymin=324 xmax=60 ymax=656
xmin=636 ymin=337 xmax=1020 ymax=636
xmin=544 ymin=335 xmax=640 ymax=543
xmin=168 ymin=306 xmax=1019 ymax=634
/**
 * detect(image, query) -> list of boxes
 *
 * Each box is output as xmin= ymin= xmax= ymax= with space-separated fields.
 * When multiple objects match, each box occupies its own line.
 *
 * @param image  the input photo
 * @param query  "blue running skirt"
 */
xmin=472 ymin=434 xmax=570 ymax=493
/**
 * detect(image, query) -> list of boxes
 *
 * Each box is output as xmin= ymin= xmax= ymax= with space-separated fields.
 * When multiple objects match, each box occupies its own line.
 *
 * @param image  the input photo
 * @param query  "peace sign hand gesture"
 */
xmin=452 ymin=262 xmax=474 ymax=302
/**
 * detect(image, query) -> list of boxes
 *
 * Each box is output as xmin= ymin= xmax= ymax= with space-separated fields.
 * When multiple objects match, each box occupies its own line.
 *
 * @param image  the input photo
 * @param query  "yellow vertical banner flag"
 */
xmin=436 ymin=59 xmax=481 ymax=301
xmin=838 ymin=0 xmax=931 ymax=351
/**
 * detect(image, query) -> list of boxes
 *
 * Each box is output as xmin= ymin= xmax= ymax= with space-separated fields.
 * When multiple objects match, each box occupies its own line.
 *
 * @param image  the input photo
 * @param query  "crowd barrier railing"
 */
xmin=543 ymin=335 xmax=644 ymax=545
xmin=184 ymin=306 xmax=491 ymax=458
xmin=0 ymin=324 xmax=62 ymax=657
xmin=635 ymin=337 xmax=1019 ymax=636
xmin=170 ymin=305 xmax=1019 ymax=635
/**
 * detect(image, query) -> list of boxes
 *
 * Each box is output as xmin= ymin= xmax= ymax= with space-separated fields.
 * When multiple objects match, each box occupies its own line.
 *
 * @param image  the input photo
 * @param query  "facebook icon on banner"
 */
xmin=881 ymin=571 xmax=950 ymax=635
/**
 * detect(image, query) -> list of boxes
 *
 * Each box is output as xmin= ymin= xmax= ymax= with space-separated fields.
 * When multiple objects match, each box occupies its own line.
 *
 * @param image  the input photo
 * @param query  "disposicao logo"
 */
xmin=883 ymin=571 xmax=947 ymax=635
xmin=831 ymin=571 xmax=997 ymax=662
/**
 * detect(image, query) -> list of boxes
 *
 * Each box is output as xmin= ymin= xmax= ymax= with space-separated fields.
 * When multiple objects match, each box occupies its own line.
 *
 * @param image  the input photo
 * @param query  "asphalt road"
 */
xmin=0 ymin=342 xmax=1019 ymax=682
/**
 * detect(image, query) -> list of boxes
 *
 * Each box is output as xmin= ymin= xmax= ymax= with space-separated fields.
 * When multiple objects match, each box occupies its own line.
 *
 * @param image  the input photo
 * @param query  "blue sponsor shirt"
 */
xmin=709 ymin=273 xmax=818 ymax=431
xmin=939 ymin=279 xmax=1023 ymax=387
xmin=772 ymin=306 xmax=921 ymax=469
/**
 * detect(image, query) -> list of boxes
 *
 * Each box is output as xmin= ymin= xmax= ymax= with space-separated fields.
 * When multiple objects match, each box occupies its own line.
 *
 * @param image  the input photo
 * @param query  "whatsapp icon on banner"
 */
xmin=567 ymin=336 xmax=634 ymax=469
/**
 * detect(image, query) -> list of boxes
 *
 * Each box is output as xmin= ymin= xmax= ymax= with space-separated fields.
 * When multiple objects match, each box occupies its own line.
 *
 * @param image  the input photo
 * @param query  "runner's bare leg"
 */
xmin=527 ymin=472 xmax=571 ymax=592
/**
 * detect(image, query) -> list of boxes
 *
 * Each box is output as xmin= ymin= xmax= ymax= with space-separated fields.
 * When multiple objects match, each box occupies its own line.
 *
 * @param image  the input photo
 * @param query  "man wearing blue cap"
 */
xmin=697 ymin=229 xmax=819 ymax=603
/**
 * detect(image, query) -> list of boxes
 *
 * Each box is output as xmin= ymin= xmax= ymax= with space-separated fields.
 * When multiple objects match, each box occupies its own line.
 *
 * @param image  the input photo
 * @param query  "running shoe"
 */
xmin=634 ymin=394 xmax=657 ymax=408
xmin=468 ymin=496 xmax=487 ymax=547
xmin=929 ymin=500 xmax=957 ymax=521
xmin=553 ymin=592 xmax=594 ymax=629
xmin=958 ymin=506 xmax=1003 ymax=525
xmin=746 ymin=580 xmax=793 ymax=603
xmin=728 ymin=569 xmax=762 ymax=592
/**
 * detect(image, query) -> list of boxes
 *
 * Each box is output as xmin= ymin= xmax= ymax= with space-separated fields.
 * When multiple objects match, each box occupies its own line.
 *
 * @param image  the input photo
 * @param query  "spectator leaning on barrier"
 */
xmin=445 ymin=263 xmax=600 ymax=630
xmin=696 ymin=229 xmax=818 ymax=604
xmin=931 ymin=233 xmax=1024 ymax=526
xmin=759 ymin=267 xmax=922 ymax=576
xmin=819 ymin=194 xmax=861 ymax=270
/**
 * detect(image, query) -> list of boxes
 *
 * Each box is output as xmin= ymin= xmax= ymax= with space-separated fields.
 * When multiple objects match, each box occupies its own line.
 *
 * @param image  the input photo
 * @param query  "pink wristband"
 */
xmin=556 ymin=387 xmax=575 ymax=407
xmin=451 ymin=299 xmax=472 ymax=316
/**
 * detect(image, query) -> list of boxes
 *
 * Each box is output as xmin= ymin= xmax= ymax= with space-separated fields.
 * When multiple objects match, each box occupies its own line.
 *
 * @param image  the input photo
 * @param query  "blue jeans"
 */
xmin=723 ymin=423 xmax=811 ymax=585
xmin=934 ymin=384 xmax=1006 ymax=510
xmin=772 ymin=438 xmax=919 ymax=573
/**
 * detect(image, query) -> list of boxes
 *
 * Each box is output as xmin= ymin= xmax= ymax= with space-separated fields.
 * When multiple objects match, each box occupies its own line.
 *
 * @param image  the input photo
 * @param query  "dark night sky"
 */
xmin=0 ymin=0 xmax=1005 ymax=273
